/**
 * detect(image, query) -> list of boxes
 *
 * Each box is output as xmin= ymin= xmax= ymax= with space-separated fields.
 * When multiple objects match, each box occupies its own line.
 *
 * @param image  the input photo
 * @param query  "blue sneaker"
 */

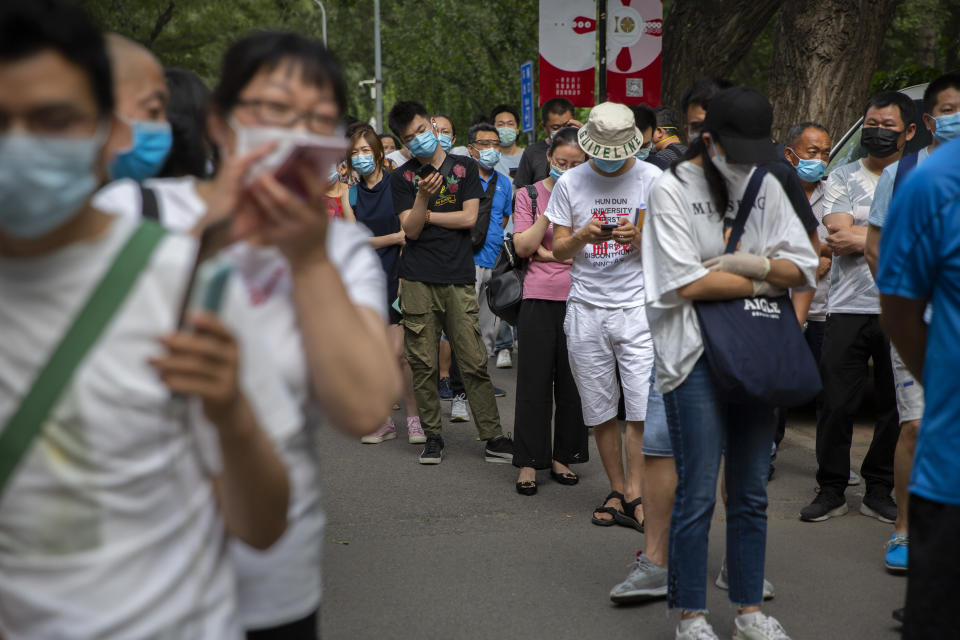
xmin=493 ymin=386 xmax=506 ymax=398
xmin=438 ymin=377 xmax=453 ymax=401
xmin=885 ymin=533 xmax=908 ymax=574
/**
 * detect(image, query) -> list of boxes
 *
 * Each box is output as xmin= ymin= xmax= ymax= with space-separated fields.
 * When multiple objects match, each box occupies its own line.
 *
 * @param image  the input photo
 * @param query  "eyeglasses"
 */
xmin=235 ymin=99 xmax=339 ymax=134
xmin=470 ymin=139 xmax=499 ymax=149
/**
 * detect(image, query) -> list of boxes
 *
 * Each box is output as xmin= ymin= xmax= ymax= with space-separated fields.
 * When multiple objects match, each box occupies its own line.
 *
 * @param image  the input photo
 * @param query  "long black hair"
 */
xmin=670 ymin=134 xmax=730 ymax=216
xmin=159 ymin=68 xmax=216 ymax=178
xmin=548 ymin=126 xmax=580 ymax=154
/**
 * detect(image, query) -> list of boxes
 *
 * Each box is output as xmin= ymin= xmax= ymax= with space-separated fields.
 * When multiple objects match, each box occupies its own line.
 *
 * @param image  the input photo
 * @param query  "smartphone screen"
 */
xmin=274 ymin=138 xmax=349 ymax=199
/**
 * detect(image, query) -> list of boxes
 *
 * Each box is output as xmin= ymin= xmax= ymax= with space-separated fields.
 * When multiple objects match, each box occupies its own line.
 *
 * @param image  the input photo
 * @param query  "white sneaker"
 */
xmin=496 ymin=349 xmax=512 ymax=368
xmin=849 ymin=470 xmax=861 ymax=486
xmin=361 ymin=419 xmax=397 ymax=444
xmin=450 ymin=394 xmax=470 ymax=422
xmin=715 ymin=558 xmax=775 ymax=600
xmin=733 ymin=612 xmax=791 ymax=639
xmin=676 ymin=616 xmax=719 ymax=640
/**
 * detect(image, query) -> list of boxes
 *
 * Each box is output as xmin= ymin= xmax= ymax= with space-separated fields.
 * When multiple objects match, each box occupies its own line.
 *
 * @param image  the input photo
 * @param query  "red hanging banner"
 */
xmin=605 ymin=0 xmax=662 ymax=106
xmin=538 ymin=0 xmax=597 ymax=107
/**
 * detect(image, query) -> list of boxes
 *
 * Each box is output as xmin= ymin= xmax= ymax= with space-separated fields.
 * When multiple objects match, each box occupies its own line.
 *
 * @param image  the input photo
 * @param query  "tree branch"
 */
xmin=147 ymin=1 xmax=175 ymax=46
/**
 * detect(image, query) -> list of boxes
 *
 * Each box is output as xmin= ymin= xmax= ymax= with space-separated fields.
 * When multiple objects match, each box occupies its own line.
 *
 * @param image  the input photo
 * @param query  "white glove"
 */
xmin=703 ymin=252 xmax=771 ymax=280
xmin=751 ymin=279 xmax=786 ymax=298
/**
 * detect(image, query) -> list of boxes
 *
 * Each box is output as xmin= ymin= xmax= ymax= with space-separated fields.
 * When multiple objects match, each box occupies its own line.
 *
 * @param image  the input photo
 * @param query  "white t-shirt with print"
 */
xmin=94 ymin=177 xmax=387 ymax=629
xmin=0 ymin=214 xmax=301 ymax=639
xmin=822 ymin=159 xmax=881 ymax=314
xmin=545 ymin=160 xmax=662 ymax=308
xmin=642 ymin=162 xmax=819 ymax=393
xmin=807 ymin=183 xmax=830 ymax=321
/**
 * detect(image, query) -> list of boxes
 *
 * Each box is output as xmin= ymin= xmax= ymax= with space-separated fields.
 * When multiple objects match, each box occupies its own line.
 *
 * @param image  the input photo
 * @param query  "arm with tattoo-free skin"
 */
xmin=880 ymin=295 xmax=927 ymax=379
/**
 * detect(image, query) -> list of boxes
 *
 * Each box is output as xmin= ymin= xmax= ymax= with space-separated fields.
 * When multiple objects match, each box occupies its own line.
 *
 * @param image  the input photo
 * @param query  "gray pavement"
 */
xmin=318 ymin=359 xmax=906 ymax=639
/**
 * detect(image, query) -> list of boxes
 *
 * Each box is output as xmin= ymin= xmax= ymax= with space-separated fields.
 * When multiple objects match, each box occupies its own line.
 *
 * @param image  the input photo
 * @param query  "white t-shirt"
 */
xmin=642 ymin=162 xmax=819 ymax=393
xmin=94 ymin=177 xmax=386 ymax=628
xmin=545 ymin=160 xmax=662 ymax=308
xmin=822 ymin=159 xmax=881 ymax=314
xmin=807 ymin=183 xmax=829 ymax=321
xmin=0 ymin=214 xmax=301 ymax=639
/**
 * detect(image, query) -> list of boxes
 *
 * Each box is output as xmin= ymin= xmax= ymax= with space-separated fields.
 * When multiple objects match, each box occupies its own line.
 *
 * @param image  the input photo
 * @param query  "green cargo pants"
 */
xmin=400 ymin=280 xmax=503 ymax=440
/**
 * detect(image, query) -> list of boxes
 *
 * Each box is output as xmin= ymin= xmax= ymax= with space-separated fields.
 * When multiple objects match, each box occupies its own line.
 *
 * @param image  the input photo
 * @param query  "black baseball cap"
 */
xmin=703 ymin=87 xmax=777 ymax=164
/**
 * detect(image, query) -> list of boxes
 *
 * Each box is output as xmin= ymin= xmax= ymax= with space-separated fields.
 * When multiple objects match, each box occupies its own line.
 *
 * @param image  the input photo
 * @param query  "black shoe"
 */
xmin=892 ymin=608 xmax=904 ymax=624
xmin=861 ymin=491 xmax=897 ymax=523
xmin=516 ymin=480 xmax=537 ymax=496
xmin=438 ymin=377 xmax=453 ymax=400
xmin=418 ymin=435 xmax=444 ymax=465
xmin=484 ymin=434 xmax=513 ymax=463
xmin=550 ymin=469 xmax=579 ymax=486
xmin=768 ymin=463 xmax=776 ymax=481
xmin=800 ymin=491 xmax=848 ymax=522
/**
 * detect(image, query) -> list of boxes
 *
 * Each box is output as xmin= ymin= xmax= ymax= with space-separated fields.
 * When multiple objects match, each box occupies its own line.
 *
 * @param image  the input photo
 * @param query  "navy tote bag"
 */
xmin=693 ymin=168 xmax=822 ymax=407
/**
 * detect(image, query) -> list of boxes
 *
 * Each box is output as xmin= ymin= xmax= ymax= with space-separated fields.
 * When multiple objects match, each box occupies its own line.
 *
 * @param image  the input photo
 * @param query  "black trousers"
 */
xmin=815 ymin=313 xmax=899 ymax=495
xmin=512 ymin=299 xmax=588 ymax=469
xmin=903 ymin=495 xmax=960 ymax=639
xmin=774 ymin=319 xmax=827 ymax=450
xmin=247 ymin=610 xmax=318 ymax=639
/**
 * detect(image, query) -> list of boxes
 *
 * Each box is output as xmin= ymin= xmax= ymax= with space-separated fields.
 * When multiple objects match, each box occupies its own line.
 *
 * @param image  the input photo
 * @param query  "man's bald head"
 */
xmin=105 ymin=33 xmax=168 ymax=122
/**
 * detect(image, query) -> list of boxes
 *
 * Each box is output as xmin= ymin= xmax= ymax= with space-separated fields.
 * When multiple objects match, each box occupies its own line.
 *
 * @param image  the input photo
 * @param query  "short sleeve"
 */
xmin=876 ymin=171 xmax=940 ymax=301
xmin=823 ymin=167 xmax=852 ymax=215
xmin=758 ymin=176 xmax=819 ymax=289
xmin=458 ymin=159 xmax=483 ymax=203
xmin=326 ymin=219 xmax=388 ymax=319
xmin=641 ymin=176 xmax=709 ymax=307
xmin=867 ymin=164 xmax=896 ymax=228
xmin=513 ymin=185 xmax=534 ymax=233
xmin=496 ymin=179 xmax=511 ymax=221
xmin=544 ymin=177 xmax=573 ymax=228
xmin=390 ymin=165 xmax=416 ymax=214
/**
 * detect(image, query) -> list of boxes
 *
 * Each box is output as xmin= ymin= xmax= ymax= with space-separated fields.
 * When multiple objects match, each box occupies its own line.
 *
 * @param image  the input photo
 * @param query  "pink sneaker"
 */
xmin=361 ymin=418 xmax=397 ymax=444
xmin=407 ymin=416 xmax=426 ymax=444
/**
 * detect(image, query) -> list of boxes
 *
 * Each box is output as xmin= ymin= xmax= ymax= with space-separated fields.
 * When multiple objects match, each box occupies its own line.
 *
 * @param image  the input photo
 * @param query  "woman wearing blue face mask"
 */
xmin=511 ymin=127 xmax=589 ymax=495
xmin=344 ymin=125 xmax=424 ymax=446
xmin=431 ymin=114 xmax=456 ymax=153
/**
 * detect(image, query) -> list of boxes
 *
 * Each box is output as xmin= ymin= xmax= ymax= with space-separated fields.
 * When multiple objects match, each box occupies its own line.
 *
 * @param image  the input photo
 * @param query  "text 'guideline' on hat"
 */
xmin=578 ymin=102 xmax=643 ymax=160
xmin=703 ymin=87 xmax=777 ymax=164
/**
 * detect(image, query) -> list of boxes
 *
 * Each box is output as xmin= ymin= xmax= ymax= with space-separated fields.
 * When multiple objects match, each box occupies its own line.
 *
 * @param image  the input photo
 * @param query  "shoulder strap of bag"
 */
xmin=724 ymin=167 xmax=768 ymax=254
xmin=139 ymin=183 xmax=160 ymax=220
xmin=0 ymin=220 xmax=167 ymax=496
xmin=893 ymin=151 xmax=919 ymax=194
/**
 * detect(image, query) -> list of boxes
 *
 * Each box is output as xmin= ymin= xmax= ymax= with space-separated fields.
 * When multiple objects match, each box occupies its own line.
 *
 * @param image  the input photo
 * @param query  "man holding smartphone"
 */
xmin=388 ymin=101 xmax=512 ymax=465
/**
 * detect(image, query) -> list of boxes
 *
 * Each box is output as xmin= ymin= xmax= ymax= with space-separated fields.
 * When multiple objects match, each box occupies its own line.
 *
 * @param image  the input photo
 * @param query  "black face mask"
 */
xmin=861 ymin=127 xmax=902 ymax=158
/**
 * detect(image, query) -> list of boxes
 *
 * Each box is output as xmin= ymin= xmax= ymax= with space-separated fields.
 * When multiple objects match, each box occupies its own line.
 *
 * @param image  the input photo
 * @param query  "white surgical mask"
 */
xmin=707 ymin=138 xmax=752 ymax=184
xmin=0 ymin=128 xmax=105 ymax=238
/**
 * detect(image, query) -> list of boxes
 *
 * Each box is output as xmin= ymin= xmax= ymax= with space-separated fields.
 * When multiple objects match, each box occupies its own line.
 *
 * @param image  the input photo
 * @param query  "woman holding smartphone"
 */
xmin=642 ymin=88 xmax=817 ymax=640
xmin=344 ymin=125 xmax=424 ymax=445
xmin=511 ymin=127 xmax=589 ymax=495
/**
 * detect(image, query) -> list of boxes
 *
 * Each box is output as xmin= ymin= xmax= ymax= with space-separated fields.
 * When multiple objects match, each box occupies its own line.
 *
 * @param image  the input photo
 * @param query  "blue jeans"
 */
xmin=494 ymin=320 xmax=515 ymax=353
xmin=664 ymin=357 xmax=776 ymax=611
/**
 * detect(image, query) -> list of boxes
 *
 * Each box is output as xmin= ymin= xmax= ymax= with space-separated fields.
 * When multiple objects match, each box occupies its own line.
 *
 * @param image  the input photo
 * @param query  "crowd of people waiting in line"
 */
xmin=1 ymin=1 xmax=959 ymax=638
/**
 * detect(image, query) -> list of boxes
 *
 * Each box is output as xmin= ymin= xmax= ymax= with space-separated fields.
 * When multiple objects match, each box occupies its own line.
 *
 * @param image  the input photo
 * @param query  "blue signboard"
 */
xmin=521 ymin=61 xmax=534 ymax=133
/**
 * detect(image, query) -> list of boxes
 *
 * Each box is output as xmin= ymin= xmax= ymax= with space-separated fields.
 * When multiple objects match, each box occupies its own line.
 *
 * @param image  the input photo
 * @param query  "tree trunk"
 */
xmin=768 ymin=0 xmax=902 ymax=145
xmin=662 ymin=0 xmax=784 ymax=109
xmin=917 ymin=20 xmax=937 ymax=68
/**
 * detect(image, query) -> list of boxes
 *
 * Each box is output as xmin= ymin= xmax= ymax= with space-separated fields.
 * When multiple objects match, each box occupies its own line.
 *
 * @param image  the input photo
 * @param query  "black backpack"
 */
xmin=470 ymin=171 xmax=498 ymax=252
xmin=486 ymin=184 xmax=538 ymax=325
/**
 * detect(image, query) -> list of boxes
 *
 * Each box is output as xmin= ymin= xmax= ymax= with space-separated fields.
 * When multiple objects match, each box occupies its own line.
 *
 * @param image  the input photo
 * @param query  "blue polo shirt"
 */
xmin=474 ymin=170 xmax=512 ymax=269
xmin=876 ymin=137 xmax=960 ymax=506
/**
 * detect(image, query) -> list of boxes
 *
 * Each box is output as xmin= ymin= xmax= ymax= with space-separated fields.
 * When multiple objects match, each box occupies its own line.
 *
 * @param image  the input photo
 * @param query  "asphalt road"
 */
xmin=317 ymin=359 xmax=905 ymax=640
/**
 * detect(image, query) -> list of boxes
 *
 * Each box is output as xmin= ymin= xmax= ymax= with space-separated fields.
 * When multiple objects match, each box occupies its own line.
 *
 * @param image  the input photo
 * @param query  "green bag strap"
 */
xmin=0 ymin=220 xmax=167 ymax=496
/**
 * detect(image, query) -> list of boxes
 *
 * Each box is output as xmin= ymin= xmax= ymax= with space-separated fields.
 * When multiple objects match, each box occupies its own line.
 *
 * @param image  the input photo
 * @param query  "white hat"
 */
xmin=577 ymin=102 xmax=643 ymax=160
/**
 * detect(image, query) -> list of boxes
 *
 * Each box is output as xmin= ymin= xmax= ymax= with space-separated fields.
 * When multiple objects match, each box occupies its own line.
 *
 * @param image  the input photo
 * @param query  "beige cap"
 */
xmin=577 ymin=102 xmax=643 ymax=160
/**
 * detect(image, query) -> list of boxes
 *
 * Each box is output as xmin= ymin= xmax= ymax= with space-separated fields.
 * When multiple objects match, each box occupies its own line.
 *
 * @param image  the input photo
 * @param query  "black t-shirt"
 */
xmin=513 ymin=140 xmax=550 ymax=188
xmin=650 ymin=142 xmax=688 ymax=170
xmin=762 ymin=158 xmax=820 ymax=234
xmin=354 ymin=173 xmax=400 ymax=301
xmin=391 ymin=153 xmax=483 ymax=285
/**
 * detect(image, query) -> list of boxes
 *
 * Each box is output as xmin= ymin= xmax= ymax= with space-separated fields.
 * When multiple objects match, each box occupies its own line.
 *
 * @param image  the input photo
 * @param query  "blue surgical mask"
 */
xmin=352 ymin=154 xmax=376 ymax=176
xmin=0 ymin=130 xmax=104 ymax=238
xmin=593 ymin=157 xmax=626 ymax=173
xmin=933 ymin=112 xmax=960 ymax=144
xmin=109 ymin=118 xmax=173 ymax=182
xmin=438 ymin=133 xmax=453 ymax=152
xmin=497 ymin=127 xmax=518 ymax=146
xmin=477 ymin=147 xmax=501 ymax=170
xmin=635 ymin=145 xmax=651 ymax=161
xmin=328 ymin=165 xmax=341 ymax=184
xmin=407 ymin=129 xmax=439 ymax=158
xmin=795 ymin=158 xmax=826 ymax=183
xmin=549 ymin=164 xmax=565 ymax=181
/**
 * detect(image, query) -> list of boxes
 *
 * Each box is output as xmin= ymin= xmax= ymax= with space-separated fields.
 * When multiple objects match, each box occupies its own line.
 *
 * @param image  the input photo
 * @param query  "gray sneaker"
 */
xmin=733 ymin=612 xmax=791 ymax=639
xmin=609 ymin=552 xmax=667 ymax=603
xmin=450 ymin=394 xmax=469 ymax=422
xmin=715 ymin=558 xmax=775 ymax=600
xmin=676 ymin=617 xmax=719 ymax=640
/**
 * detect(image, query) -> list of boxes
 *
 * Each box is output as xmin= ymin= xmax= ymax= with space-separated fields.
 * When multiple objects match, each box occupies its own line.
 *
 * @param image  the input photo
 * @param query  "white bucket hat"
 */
xmin=577 ymin=102 xmax=643 ymax=160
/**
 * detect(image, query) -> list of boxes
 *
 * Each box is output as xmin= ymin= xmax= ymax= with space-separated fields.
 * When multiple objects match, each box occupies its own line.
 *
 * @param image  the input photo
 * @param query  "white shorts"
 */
xmin=563 ymin=300 xmax=654 ymax=426
xmin=891 ymin=345 xmax=925 ymax=423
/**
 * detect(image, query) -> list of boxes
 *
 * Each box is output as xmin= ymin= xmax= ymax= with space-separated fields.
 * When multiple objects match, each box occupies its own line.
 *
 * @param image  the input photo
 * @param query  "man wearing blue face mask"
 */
xmin=863 ymin=71 xmax=960 ymax=581
xmin=103 ymin=34 xmax=172 ymax=183
xmin=490 ymin=104 xmax=524 ymax=184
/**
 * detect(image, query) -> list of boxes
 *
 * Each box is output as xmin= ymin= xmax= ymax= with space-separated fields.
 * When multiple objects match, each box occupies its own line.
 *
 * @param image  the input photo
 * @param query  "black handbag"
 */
xmin=486 ymin=185 xmax=538 ymax=325
xmin=693 ymin=168 xmax=822 ymax=407
xmin=471 ymin=171 xmax=497 ymax=252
